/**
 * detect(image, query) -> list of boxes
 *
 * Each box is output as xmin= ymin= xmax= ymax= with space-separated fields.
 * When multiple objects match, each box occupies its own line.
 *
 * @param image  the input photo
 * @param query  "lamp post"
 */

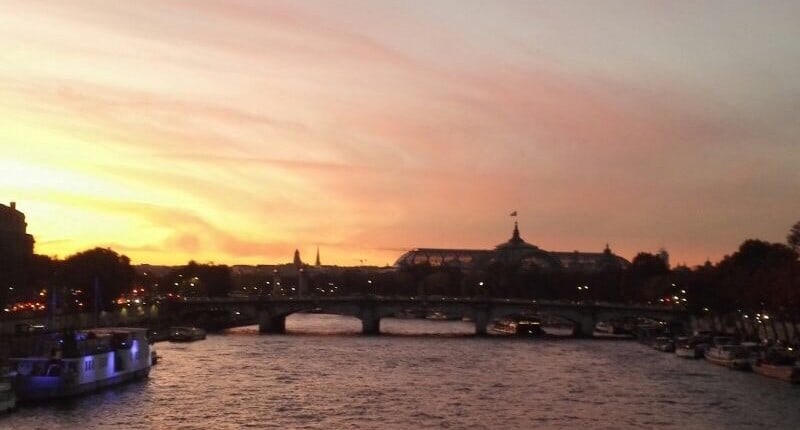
xmin=576 ymin=285 xmax=589 ymax=303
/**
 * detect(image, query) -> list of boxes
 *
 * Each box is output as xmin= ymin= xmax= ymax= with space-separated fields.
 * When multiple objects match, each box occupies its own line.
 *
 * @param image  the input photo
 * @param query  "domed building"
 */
xmin=395 ymin=222 xmax=629 ymax=272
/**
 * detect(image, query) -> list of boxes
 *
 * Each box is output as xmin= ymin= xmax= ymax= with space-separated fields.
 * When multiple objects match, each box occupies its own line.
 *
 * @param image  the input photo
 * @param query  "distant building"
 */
xmin=0 ymin=202 xmax=35 ymax=261
xmin=395 ymin=222 xmax=629 ymax=272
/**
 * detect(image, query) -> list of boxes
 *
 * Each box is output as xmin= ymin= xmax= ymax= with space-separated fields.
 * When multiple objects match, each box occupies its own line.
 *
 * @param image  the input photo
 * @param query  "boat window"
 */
xmin=46 ymin=362 xmax=62 ymax=377
xmin=115 ymin=354 xmax=125 ymax=372
xmin=16 ymin=361 xmax=33 ymax=376
xmin=112 ymin=333 xmax=132 ymax=350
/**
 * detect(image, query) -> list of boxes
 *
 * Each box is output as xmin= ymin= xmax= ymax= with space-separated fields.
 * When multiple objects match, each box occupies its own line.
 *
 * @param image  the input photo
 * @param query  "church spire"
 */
xmin=315 ymin=246 xmax=321 ymax=266
xmin=293 ymin=249 xmax=302 ymax=266
xmin=512 ymin=221 xmax=521 ymax=241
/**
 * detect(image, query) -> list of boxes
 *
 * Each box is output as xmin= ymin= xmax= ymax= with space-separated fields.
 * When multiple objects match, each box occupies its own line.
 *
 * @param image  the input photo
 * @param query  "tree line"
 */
xmin=3 ymin=221 xmax=799 ymax=320
xmin=0 ymin=248 xmax=233 ymax=313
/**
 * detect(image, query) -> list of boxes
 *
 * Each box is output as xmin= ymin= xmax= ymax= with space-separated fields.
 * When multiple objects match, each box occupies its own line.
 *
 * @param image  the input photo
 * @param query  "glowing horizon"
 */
xmin=1 ymin=1 xmax=799 ymax=267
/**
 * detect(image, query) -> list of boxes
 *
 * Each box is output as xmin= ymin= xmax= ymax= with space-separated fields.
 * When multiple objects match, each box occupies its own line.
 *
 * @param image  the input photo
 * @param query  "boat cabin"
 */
xmin=9 ymin=328 xmax=151 ymax=400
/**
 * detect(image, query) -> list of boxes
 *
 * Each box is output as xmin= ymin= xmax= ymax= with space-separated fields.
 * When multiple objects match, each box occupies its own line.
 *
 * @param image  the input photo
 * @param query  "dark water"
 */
xmin=2 ymin=314 xmax=799 ymax=430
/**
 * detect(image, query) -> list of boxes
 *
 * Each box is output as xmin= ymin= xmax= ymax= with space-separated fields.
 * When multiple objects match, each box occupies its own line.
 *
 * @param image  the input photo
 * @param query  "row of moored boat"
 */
xmin=649 ymin=333 xmax=799 ymax=383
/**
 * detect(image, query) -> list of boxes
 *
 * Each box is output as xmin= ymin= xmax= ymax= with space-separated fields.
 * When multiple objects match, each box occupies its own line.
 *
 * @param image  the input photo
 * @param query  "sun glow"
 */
xmin=0 ymin=1 xmax=797 ymax=266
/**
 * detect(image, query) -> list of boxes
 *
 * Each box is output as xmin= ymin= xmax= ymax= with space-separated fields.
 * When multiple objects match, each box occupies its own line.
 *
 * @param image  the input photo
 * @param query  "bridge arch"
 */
xmin=258 ymin=302 xmax=378 ymax=335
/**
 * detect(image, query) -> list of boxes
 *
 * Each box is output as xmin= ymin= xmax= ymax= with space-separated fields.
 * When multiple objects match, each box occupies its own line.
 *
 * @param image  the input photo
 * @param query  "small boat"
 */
xmin=751 ymin=348 xmax=800 ymax=383
xmin=0 ymin=373 xmax=16 ymax=413
xmin=426 ymin=311 xmax=460 ymax=321
xmin=514 ymin=319 xmax=545 ymax=337
xmin=675 ymin=336 xmax=709 ymax=359
xmin=490 ymin=319 xmax=516 ymax=336
xmin=596 ymin=320 xmax=631 ymax=335
xmin=705 ymin=345 xmax=750 ymax=370
xmin=169 ymin=327 xmax=206 ymax=342
xmin=675 ymin=345 xmax=701 ymax=358
xmin=9 ymin=328 xmax=151 ymax=401
xmin=595 ymin=321 xmax=614 ymax=334
xmin=752 ymin=361 xmax=800 ymax=383
xmin=426 ymin=311 xmax=449 ymax=321
xmin=490 ymin=318 xmax=545 ymax=337
xmin=653 ymin=337 xmax=675 ymax=352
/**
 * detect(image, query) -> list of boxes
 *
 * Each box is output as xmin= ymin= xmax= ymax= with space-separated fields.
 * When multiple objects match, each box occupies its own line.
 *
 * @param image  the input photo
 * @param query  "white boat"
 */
xmin=489 ymin=318 xmax=545 ymax=337
xmin=0 ymin=377 xmax=16 ymax=413
xmin=704 ymin=345 xmax=750 ymax=370
xmin=9 ymin=328 xmax=151 ymax=401
xmin=489 ymin=319 xmax=518 ymax=336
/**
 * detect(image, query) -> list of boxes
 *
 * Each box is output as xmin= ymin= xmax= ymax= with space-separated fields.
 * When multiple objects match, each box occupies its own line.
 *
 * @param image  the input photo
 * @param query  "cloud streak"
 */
xmin=1 ymin=0 xmax=798 ymax=266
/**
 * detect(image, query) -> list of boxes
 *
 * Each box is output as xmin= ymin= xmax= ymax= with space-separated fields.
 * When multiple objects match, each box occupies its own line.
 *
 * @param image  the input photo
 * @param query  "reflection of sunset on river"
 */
xmin=4 ymin=315 xmax=800 ymax=429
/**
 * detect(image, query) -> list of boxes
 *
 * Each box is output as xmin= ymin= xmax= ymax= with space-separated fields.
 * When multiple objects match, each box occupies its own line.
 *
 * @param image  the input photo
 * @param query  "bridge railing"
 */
xmin=177 ymin=295 xmax=683 ymax=312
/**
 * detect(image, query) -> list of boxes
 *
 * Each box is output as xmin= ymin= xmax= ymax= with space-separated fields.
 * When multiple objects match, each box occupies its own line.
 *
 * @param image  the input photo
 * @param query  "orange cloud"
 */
xmin=1 ymin=0 xmax=798 ymax=267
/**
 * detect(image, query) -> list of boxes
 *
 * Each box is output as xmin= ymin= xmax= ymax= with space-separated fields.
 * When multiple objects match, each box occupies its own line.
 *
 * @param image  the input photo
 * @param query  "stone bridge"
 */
xmin=171 ymin=296 xmax=687 ymax=337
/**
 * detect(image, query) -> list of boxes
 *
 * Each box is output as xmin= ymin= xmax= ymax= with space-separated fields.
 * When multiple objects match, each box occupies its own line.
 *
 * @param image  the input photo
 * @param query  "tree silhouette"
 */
xmin=61 ymin=248 xmax=134 ymax=311
xmin=714 ymin=240 xmax=798 ymax=315
xmin=164 ymin=261 xmax=233 ymax=297
xmin=788 ymin=220 xmax=800 ymax=252
xmin=629 ymin=252 xmax=670 ymax=278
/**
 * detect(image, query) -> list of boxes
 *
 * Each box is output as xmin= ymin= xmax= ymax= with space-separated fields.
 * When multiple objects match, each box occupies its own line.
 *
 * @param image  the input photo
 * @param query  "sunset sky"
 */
xmin=1 ymin=0 xmax=798 ymax=267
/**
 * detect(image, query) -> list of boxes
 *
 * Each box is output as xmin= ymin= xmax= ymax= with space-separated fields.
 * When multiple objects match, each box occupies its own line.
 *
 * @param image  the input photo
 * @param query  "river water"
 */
xmin=2 ymin=314 xmax=799 ymax=429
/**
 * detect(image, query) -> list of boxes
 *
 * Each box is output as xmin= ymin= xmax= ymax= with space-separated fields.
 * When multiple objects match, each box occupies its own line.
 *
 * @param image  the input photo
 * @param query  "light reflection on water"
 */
xmin=3 ymin=314 xmax=800 ymax=429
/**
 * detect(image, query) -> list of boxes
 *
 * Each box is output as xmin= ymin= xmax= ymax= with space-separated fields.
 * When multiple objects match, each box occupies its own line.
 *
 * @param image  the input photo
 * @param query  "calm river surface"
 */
xmin=2 ymin=314 xmax=799 ymax=429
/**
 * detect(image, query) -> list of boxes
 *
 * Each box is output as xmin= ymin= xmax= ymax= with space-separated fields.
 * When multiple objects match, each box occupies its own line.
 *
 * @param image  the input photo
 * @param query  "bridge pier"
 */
xmin=572 ymin=313 xmax=596 ymax=338
xmin=361 ymin=316 xmax=380 ymax=335
xmin=474 ymin=307 xmax=489 ymax=336
xmin=361 ymin=307 xmax=380 ymax=335
xmin=258 ymin=311 xmax=286 ymax=334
